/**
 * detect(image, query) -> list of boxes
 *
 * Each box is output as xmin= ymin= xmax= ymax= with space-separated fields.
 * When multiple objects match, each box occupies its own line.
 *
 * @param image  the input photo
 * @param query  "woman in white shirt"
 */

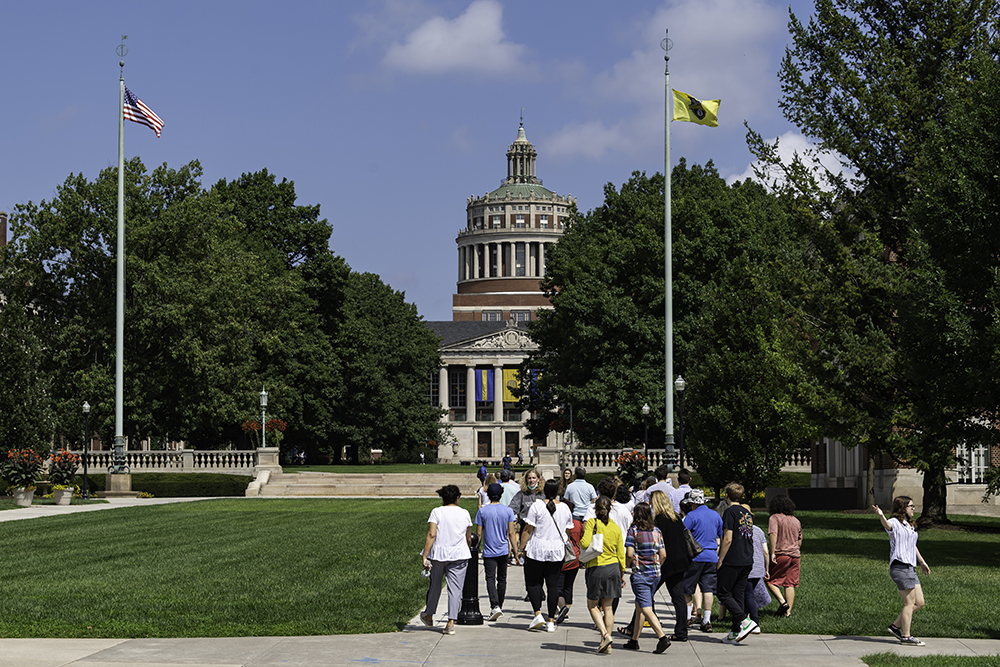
xmin=421 ymin=485 xmax=472 ymax=636
xmin=518 ymin=478 xmax=573 ymax=632
xmin=874 ymin=496 xmax=931 ymax=646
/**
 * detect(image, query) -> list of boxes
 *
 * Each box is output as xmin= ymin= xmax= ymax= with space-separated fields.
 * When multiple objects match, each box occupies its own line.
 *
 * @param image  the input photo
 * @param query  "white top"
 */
xmin=642 ymin=480 xmax=673 ymax=504
xmin=524 ymin=500 xmax=573 ymax=562
xmin=583 ymin=501 xmax=633 ymax=538
xmin=427 ymin=505 xmax=472 ymax=562
xmin=886 ymin=517 xmax=919 ymax=566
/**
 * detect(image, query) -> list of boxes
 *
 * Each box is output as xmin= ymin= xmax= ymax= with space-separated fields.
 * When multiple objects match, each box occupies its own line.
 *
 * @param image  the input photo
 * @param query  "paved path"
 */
xmin=2 ymin=499 xmax=998 ymax=666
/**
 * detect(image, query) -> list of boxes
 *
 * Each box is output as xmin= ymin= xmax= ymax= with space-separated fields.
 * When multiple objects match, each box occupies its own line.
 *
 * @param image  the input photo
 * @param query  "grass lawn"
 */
xmin=0 ymin=500 xmax=997 ymax=640
xmin=863 ymin=653 xmax=1000 ymax=667
xmin=743 ymin=511 xmax=1000 ymax=640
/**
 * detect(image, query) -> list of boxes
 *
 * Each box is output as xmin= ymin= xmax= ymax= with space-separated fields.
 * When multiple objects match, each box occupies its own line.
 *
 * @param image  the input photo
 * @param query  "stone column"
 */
xmin=439 ymin=366 xmax=449 ymax=414
xmin=466 ymin=365 xmax=476 ymax=422
xmin=493 ymin=365 xmax=504 ymax=422
xmin=539 ymin=242 xmax=547 ymax=277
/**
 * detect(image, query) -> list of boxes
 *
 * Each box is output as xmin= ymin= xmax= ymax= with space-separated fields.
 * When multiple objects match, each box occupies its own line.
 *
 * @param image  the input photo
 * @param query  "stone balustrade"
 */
xmin=61 ymin=448 xmax=280 ymax=475
xmin=550 ymin=448 xmax=811 ymax=474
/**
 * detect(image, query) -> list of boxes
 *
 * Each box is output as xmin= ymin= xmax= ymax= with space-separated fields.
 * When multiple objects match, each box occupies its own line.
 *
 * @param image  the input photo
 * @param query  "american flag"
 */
xmin=123 ymin=86 xmax=164 ymax=138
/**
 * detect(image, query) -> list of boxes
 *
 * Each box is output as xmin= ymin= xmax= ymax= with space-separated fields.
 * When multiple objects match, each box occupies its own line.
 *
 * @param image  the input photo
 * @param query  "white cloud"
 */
xmin=726 ymin=130 xmax=854 ymax=187
xmin=544 ymin=0 xmax=787 ymax=160
xmin=383 ymin=0 xmax=528 ymax=75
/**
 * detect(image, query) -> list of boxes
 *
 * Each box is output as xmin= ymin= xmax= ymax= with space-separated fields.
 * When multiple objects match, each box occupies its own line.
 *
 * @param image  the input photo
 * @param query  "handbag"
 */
xmin=563 ymin=539 xmax=578 ymax=563
xmin=753 ymin=577 xmax=772 ymax=608
xmin=683 ymin=528 xmax=703 ymax=560
xmin=578 ymin=523 xmax=605 ymax=563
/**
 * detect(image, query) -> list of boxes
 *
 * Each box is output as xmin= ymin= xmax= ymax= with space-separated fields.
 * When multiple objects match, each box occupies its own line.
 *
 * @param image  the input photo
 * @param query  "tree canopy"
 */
xmin=0 ymin=159 xmax=443 ymax=462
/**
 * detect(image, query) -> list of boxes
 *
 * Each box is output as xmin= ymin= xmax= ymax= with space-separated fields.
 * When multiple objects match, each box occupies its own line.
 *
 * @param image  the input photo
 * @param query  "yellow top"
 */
xmin=581 ymin=517 xmax=626 ymax=571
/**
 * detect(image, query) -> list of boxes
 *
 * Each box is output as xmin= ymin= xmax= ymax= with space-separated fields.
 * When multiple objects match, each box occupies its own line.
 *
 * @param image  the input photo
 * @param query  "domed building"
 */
xmin=426 ymin=122 xmax=575 ymax=463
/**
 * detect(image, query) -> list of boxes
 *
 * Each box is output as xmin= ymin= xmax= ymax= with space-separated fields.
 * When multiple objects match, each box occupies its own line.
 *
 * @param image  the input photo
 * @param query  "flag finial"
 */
xmin=117 ymin=35 xmax=128 ymax=73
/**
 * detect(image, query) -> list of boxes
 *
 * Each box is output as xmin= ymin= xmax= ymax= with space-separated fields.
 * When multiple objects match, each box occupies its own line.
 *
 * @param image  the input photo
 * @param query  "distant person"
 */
xmin=581 ymin=496 xmax=626 ymax=654
xmin=477 ymin=472 xmax=497 ymax=509
xmin=668 ymin=469 xmax=693 ymax=514
xmin=518 ymin=479 xmax=572 ymax=632
xmin=875 ymin=497 xmax=930 ymax=646
xmin=562 ymin=467 xmax=598 ymax=522
xmin=517 ymin=450 xmax=524 ymax=465
xmin=475 ymin=482 xmax=517 ymax=622
xmin=477 ymin=463 xmax=488 ymax=485
xmin=766 ymin=494 xmax=803 ymax=617
xmin=558 ymin=467 xmax=573 ymax=497
xmin=502 ymin=453 xmax=513 ymax=472
xmin=499 ymin=469 xmax=519 ymax=507
xmin=642 ymin=465 xmax=673 ymax=502
xmin=716 ymin=483 xmax=758 ymax=644
xmin=508 ymin=468 xmax=545 ymax=564
xmin=420 ymin=452 xmax=426 ymax=465
xmin=528 ymin=446 xmax=534 ymax=464
xmin=681 ymin=489 xmax=722 ymax=632
xmin=420 ymin=485 xmax=472 ymax=636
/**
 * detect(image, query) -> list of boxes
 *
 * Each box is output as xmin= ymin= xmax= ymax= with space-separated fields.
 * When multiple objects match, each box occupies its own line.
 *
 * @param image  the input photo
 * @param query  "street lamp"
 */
xmin=259 ymin=387 xmax=268 ymax=449
xmin=642 ymin=403 xmax=650 ymax=471
xmin=674 ymin=376 xmax=686 ymax=469
xmin=82 ymin=401 xmax=90 ymax=500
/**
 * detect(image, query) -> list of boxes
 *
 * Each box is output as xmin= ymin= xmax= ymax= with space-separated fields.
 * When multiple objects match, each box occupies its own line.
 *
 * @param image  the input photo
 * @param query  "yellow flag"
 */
xmin=503 ymin=369 xmax=519 ymax=403
xmin=672 ymin=90 xmax=720 ymax=127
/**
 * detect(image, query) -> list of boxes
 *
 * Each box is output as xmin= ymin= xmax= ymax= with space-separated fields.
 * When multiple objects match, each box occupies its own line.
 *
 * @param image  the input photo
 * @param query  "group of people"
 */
xmin=420 ymin=464 xmax=929 ymax=652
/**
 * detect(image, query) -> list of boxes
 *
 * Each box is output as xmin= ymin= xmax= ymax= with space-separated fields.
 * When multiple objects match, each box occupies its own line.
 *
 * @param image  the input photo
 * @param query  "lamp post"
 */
xmin=674 ymin=376 xmax=686 ymax=469
xmin=642 ymin=403 xmax=650 ymax=471
xmin=82 ymin=401 xmax=90 ymax=500
xmin=259 ymin=387 xmax=268 ymax=449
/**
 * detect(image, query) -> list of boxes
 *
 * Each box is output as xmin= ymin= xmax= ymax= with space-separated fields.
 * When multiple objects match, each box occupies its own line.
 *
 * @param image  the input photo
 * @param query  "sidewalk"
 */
xmin=1 ymin=500 xmax=998 ymax=666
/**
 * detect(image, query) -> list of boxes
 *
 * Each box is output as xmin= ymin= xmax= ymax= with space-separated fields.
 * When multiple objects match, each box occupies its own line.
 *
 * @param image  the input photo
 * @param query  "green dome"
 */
xmin=488 ymin=182 xmax=555 ymax=200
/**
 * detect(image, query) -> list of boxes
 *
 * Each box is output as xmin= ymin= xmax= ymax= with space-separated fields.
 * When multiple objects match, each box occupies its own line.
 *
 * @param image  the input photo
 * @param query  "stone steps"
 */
xmin=258 ymin=472 xmax=482 ymax=497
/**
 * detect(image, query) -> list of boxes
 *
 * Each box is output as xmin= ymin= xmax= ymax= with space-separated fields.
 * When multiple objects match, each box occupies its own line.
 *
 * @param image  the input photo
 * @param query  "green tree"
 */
xmin=772 ymin=0 xmax=999 ymax=521
xmin=524 ymin=164 xmax=812 ymax=494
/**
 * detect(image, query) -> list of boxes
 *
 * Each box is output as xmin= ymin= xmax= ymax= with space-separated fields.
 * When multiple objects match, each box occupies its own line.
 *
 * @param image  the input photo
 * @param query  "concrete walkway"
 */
xmin=2 ymin=499 xmax=998 ymax=666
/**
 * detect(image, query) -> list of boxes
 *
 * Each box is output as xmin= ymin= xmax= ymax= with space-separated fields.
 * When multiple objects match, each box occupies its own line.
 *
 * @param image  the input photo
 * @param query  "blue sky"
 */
xmin=1 ymin=0 xmax=821 ymax=322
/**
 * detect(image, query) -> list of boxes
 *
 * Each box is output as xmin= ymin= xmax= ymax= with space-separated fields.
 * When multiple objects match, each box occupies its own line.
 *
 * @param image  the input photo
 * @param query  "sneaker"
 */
xmin=488 ymin=607 xmax=503 ymax=621
xmin=888 ymin=624 xmax=904 ymax=640
xmin=622 ymin=639 xmax=640 ymax=651
xmin=546 ymin=621 xmax=556 ymax=633
xmin=419 ymin=613 xmax=434 ymax=628
xmin=444 ymin=625 xmax=455 ymax=635
xmin=722 ymin=631 xmax=739 ymax=645
xmin=900 ymin=636 xmax=925 ymax=646
xmin=751 ymin=625 xmax=761 ymax=634
xmin=736 ymin=618 xmax=759 ymax=642
xmin=700 ymin=622 xmax=713 ymax=633
xmin=653 ymin=635 xmax=671 ymax=654
xmin=528 ymin=615 xmax=546 ymax=631
xmin=554 ymin=606 xmax=569 ymax=625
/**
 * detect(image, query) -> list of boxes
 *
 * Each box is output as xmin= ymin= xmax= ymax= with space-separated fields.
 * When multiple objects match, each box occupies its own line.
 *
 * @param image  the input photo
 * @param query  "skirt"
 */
xmin=586 ymin=563 xmax=623 ymax=601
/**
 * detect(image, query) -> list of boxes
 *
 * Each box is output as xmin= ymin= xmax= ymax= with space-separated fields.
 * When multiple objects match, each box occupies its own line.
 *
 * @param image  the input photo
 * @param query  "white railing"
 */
xmin=64 ymin=449 xmax=261 ymax=474
xmin=559 ymin=448 xmax=811 ymax=474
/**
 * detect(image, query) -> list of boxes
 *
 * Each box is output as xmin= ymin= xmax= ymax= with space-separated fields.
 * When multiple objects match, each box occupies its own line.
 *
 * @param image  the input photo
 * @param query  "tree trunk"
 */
xmin=867 ymin=453 xmax=876 ymax=508
xmin=919 ymin=465 xmax=949 ymax=526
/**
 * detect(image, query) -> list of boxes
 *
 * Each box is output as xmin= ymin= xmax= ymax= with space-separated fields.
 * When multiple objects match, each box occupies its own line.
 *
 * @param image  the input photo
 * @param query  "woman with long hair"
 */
xmin=559 ymin=467 xmax=573 ymax=498
xmin=622 ymin=502 xmax=671 ymax=654
xmin=518 ymin=478 xmax=573 ymax=632
xmin=874 ymin=496 xmax=930 ymax=646
xmin=581 ymin=496 xmax=626 ymax=654
xmin=478 ymin=472 xmax=497 ymax=509
xmin=420 ymin=485 xmax=472 ymax=635
xmin=508 ymin=467 xmax=545 ymax=563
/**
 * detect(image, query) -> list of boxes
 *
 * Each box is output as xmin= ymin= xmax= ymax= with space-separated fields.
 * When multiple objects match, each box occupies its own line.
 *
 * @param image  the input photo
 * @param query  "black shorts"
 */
xmin=682 ymin=560 xmax=718 ymax=594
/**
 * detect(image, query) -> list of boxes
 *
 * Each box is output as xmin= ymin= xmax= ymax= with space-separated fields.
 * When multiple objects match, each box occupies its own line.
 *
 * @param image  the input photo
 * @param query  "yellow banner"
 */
xmin=673 ymin=90 xmax=720 ymax=127
xmin=503 ymin=369 xmax=519 ymax=403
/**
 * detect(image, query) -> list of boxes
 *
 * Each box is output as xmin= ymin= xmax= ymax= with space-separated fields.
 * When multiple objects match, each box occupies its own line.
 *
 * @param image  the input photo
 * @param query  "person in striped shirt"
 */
xmin=874 ymin=496 xmax=931 ymax=647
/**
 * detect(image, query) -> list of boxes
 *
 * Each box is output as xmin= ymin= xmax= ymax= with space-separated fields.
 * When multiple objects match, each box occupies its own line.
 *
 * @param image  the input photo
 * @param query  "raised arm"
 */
xmin=873 ymin=504 xmax=892 ymax=531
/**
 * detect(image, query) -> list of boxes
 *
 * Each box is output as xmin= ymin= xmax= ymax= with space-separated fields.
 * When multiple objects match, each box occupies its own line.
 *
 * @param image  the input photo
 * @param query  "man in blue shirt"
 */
xmin=475 ymin=483 xmax=517 ymax=621
xmin=561 ymin=467 xmax=597 ymax=521
xmin=682 ymin=489 xmax=723 ymax=632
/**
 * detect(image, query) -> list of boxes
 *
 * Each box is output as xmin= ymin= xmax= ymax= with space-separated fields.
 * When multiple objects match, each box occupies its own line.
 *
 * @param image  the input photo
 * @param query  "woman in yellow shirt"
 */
xmin=580 ymin=496 xmax=626 ymax=654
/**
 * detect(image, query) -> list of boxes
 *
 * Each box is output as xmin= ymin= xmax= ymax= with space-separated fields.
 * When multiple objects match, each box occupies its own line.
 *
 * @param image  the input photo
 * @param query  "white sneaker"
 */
xmin=488 ymin=607 xmax=503 ymax=621
xmin=751 ymin=625 xmax=761 ymax=634
xmin=546 ymin=621 xmax=556 ymax=633
xmin=528 ymin=615 xmax=546 ymax=631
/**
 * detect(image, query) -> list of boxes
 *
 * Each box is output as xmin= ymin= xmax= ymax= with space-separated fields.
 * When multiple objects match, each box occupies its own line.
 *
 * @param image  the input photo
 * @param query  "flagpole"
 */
xmin=114 ymin=42 xmax=127 ymax=472
xmin=662 ymin=30 xmax=675 ymax=463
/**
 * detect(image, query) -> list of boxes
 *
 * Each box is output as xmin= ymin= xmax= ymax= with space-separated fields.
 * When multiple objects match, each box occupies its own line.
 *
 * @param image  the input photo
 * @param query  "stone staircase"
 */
xmin=257 ymin=472 xmax=482 ymax=498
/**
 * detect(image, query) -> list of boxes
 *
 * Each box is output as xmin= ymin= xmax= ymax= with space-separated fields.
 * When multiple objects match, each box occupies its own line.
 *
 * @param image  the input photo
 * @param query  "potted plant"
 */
xmin=2 ymin=448 xmax=45 ymax=507
xmin=48 ymin=449 xmax=81 ymax=505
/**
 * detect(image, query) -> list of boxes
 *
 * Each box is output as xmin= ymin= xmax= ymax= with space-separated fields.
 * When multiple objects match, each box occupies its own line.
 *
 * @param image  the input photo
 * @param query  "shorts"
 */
xmin=769 ymin=555 xmax=801 ymax=587
xmin=586 ymin=563 xmax=623 ymax=601
xmin=630 ymin=573 xmax=658 ymax=608
xmin=681 ymin=560 xmax=718 ymax=595
xmin=890 ymin=560 xmax=920 ymax=591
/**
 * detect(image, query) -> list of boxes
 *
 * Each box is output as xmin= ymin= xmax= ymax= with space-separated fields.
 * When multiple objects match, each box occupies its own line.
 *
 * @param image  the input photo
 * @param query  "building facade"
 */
xmin=428 ymin=123 xmax=572 ymax=463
